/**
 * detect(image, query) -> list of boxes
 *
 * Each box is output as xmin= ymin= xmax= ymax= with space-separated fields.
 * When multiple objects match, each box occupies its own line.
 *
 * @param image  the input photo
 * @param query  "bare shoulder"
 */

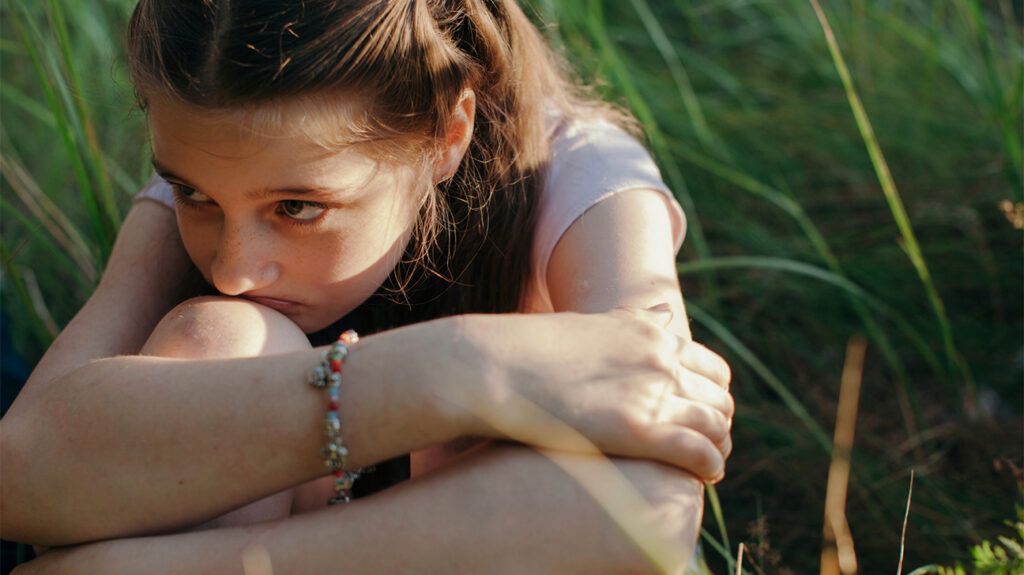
xmin=546 ymin=189 xmax=684 ymax=313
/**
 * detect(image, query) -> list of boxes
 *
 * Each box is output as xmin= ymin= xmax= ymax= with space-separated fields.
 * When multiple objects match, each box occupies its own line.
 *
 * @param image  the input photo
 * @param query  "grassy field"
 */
xmin=2 ymin=0 xmax=1021 ymax=572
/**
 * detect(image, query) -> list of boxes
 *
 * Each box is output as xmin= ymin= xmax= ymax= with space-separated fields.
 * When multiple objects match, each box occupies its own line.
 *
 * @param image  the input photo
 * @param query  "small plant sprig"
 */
xmin=909 ymin=501 xmax=1024 ymax=575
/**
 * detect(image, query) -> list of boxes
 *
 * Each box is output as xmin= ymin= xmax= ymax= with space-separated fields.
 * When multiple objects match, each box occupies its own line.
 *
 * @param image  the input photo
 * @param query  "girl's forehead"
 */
xmin=146 ymin=93 xmax=371 ymax=156
xmin=147 ymin=96 xmax=393 ymax=192
xmin=145 ymin=93 xmax=432 ymax=198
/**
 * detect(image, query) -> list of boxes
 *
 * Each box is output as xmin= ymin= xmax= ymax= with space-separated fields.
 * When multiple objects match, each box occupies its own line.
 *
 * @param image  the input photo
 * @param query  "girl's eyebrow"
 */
xmin=151 ymin=157 xmax=346 ymax=199
xmin=151 ymin=157 xmax=193 ymax=187
xmin=247 ymin=185 xmax=347 ymax=200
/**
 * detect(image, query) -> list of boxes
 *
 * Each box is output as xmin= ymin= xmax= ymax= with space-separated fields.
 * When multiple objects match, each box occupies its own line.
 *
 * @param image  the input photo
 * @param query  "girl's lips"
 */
xmin=242 ymin=295 xmax=299 ymax=312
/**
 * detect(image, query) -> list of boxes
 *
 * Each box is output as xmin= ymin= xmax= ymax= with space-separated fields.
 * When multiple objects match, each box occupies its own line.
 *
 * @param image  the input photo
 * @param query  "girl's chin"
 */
xmin=293 ymin=305 xmax=363 ymax=335
xmin=293 ymin=313 xmax=333 ymax=335
xmin=246 ymin=292 xmax=375 ymax=335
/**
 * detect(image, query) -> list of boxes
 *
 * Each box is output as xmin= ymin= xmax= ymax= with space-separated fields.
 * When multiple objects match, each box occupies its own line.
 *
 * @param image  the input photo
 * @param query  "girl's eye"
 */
xmin=171 ymin=184 xmax=212 ymax=203
xmin=278 ymin=199 xmax=326 ymax=221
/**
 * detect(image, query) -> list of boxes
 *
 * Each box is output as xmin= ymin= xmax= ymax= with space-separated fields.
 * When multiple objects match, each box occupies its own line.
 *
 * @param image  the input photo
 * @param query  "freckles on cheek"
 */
xmin=177 ymin=220 xmax=216 ymax=275
xmin=304 ymin=233 xmax=352 ymax=279
xmin=307 ymin=230 xmax=398 ymax=285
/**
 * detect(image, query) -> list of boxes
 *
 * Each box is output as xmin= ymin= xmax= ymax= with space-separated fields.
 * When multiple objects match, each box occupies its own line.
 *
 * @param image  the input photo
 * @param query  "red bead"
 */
xmin=330 ymin=359 xmax=343 ymax=372
xmin=333 ymin=469 xmax=344 ymax=478
xmin=328 ymin=400 xmax=339 ymax=411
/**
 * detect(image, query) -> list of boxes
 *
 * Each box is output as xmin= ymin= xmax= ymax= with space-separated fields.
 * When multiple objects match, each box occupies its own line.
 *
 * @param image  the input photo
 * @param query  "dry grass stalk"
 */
xmin=896 ymin=469 xmax=915 ymax=574
xmin=22 ymin=268 xmax=59 ymax=338
xmin=0 ymin=152 xmax=97 ymax=282
xmin=820 ymin=336 xmax=867 ymax=575
xmin=735 ymin=542 xmax=746 ymax=575
xmin=998 ymin=199 xmax=1024 ymax=229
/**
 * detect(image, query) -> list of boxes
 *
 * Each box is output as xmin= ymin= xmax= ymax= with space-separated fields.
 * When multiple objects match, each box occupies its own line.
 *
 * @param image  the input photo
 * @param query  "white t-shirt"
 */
xmin=136 ymin=113 xmax=687 ymax=312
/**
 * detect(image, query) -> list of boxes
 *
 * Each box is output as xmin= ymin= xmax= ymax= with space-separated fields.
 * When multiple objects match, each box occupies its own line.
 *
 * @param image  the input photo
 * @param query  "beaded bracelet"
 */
xmin=308 ymin=329 xmax=362 ymax=505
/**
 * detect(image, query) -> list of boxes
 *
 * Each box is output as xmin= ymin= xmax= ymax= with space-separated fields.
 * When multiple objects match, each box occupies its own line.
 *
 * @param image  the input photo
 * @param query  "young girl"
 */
xmin=4 ymin=0 xmax=733 ymax=572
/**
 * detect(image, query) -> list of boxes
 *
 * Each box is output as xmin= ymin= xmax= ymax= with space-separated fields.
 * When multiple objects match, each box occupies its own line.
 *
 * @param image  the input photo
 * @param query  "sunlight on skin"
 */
xmin=140 ymin=95 xmax=699 ymax=572
xmin=146 ymin=95 xmax=427 ymax=334
xmin=241 ymin=543 xmax=274 ymax=575
xmin=464 ymin=386 xmax=696 ymax=573
xmin=140 ymin=297 xmax=279 ymax=357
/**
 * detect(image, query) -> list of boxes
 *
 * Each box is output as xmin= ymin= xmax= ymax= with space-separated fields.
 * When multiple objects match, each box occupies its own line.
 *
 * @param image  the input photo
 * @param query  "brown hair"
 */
xmin=127 ymin=0 xmax=641 ymax=324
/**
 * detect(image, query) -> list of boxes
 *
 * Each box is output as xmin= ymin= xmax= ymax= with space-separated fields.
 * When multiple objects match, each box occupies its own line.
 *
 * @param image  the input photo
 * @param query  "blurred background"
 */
xmin=1 ymin=0 xmax=1021 ymax=572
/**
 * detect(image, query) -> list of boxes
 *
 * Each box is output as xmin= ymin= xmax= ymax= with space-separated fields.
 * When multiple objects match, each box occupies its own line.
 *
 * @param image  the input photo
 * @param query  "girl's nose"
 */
xmin=210 ymin=223 xmax=281 ymax=296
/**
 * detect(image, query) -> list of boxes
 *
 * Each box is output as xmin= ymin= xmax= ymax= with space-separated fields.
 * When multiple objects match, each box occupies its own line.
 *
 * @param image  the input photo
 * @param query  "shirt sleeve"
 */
xmin=133 ymin=173 xmax=176 ymax=209
xmin=529 ymin=117 xmax=687 ymax=305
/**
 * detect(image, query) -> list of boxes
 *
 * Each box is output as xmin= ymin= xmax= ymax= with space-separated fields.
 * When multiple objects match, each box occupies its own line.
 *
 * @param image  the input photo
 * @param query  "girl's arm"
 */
xmin=16 ymin=201 xmax=199 ymax=399
xmin=1 ymin=199 xmax=452 ymax=545
xmin=14 ymin=444 xmax=701 ymax=575
xmin=3 ymin=204 xmax=714 ymax=546
xmin=10 ymin=189 xmax=726 ymax=572
xmin=547 ymin=188 xmax=732 ymax=417
xmin=549 ymin=190 xmax=696 ymax=334
xmin=409 ymin=189 xmax=733 ymax=480
xmin=548 ymin=187 xmax=733 ymax=466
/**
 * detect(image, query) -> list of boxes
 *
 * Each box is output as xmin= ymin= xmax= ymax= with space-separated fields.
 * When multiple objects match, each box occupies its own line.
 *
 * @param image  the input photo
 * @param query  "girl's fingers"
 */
xmin=675 ymin=369 xmax=734 ymax=419
xmin=659 ymin=396 xmax=730 ymax=444
xmin=643 ymin=424 xmax=725 ymax=482
xmin=679 ymin=341 xmax=731 ymax=390
xmin=717 ymin=432 xmax=733 ymax=461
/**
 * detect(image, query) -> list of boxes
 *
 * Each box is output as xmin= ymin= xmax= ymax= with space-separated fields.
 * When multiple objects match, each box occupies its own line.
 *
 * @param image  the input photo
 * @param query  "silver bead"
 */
xmin=328 ymin=494 xmax=351 ymax=505
xmin=308 ymin=365 xmax=327 ymax=388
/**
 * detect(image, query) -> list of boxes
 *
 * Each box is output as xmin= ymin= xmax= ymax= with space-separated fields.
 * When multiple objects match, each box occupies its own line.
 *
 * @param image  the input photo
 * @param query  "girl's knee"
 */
xmin=141 ymin=296 xmax=311 ymax=359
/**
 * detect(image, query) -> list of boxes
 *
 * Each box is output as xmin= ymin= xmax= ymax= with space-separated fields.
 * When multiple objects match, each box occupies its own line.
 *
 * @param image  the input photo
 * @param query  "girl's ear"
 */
xmin=432 ymin=89 xmax=476 ymax=184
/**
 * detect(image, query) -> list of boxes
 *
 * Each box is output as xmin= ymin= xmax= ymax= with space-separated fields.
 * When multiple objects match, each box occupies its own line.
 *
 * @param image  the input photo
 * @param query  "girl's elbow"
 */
xmin=0 ymin=381 xmax=108 ymax=547
xmin=1 ymin=417 xmax=50 ymax=545
xmin=606 ymin=459 xmax=705 ymax=574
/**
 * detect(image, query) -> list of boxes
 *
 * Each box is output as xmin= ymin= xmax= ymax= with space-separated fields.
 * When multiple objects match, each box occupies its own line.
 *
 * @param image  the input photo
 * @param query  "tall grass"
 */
xmin=2 ymin=0 xmax=1021 ymax=572
xmin=537 ymin=1 xmax=1021 ymax=570
xmin=2 ymin=0 xmax=146 ymax=357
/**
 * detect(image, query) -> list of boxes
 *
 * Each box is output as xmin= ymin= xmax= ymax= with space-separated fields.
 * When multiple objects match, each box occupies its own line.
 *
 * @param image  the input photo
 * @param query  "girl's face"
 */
xmin=148 ymin=96 xmax=426 ymax=333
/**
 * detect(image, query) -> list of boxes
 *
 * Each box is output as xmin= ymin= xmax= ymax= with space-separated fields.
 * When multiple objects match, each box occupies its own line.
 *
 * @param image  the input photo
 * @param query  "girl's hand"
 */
xmin=439 ymin=310 xmax=733 ymax=482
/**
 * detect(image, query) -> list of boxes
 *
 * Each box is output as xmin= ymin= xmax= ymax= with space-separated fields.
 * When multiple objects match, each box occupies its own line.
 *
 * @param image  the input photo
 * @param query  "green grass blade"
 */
xmin=45 ymin=0 xmax=121 ymax=235
xmin=0 ymin=194 xmax=86 ymax=284
xmin=677 ymin=256 xmax=943 ymax=378
xmin=0 ymin=82 xmax=56 ymax=128
xmin=1 ymin=149 xmax=98 ymax=282
xmin=670 ymin=140 xmax=935 ymax=435
xmin=627 ymin=0 xmax=728 ymax=158
xmin=955 ymin=0 xmax=1022 ymax=196
xmin=581 ymin=0 xmax=719 ymax=309
xmin=807 ymin=0 xmax=975 ymax=406
xmin=686 ymin=301 xmax=832 ymax=452
xmin=704 ymin=484 xmax=731 ymax=566
xmin=0 ymin=239 xmax=57 ymax=349
xmin=11 ymin=1 xmax=111 ymax=257
xmin=698 ymin=528 xmax=738 ymax=573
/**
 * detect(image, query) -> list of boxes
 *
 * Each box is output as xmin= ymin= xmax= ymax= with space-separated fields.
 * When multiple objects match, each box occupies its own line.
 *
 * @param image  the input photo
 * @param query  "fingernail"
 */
xmin=708 ymin=466 xmax=726 ymax=484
